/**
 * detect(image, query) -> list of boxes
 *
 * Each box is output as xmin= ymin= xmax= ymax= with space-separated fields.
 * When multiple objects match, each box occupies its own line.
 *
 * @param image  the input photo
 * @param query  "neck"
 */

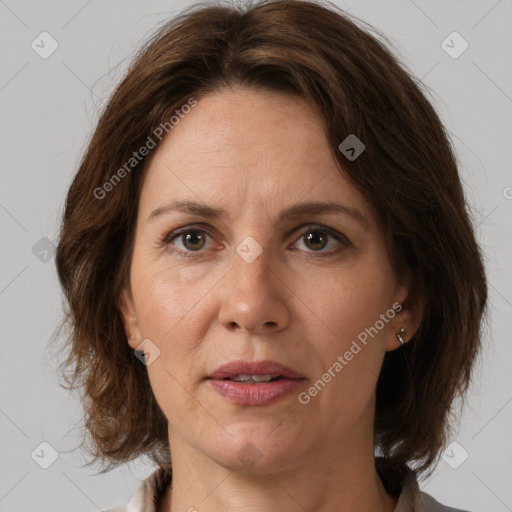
xmin=160 ymin=425 xmax=397 ymax=512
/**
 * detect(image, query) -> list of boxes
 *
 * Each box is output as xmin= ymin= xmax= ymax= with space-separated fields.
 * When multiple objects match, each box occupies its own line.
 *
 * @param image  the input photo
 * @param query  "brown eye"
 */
xmin=180 ymin=231 xmax=207 ymax=251
xmin=303 ymin=231 xmax=329 ymax=251
xmin=293 ymin=226 xmax=349 ymax=255
xmin=162 ymin=223 xmax=349 ymax=259
xmin=162 ymin=226 xmax=216 ymax=256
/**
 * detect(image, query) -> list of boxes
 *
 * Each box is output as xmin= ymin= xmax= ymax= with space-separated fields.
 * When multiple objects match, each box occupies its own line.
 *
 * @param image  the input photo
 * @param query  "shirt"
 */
xmin=103 ymin=457 xmax=469 ymax=512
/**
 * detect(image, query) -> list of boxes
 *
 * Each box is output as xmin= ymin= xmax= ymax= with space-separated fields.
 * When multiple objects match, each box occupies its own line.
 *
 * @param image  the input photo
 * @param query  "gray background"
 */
xmin=0 ymin=0 xmax=511 ymax=510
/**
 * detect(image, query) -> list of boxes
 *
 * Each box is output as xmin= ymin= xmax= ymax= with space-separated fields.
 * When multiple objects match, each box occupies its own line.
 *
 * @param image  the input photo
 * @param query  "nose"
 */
xmin=218 ymin=243 xmax=291 ymax=334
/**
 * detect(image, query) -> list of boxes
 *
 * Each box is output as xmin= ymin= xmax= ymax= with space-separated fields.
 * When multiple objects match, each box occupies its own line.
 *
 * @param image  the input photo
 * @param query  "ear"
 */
xmin=385 ymin=279 xmax=425 ymax=352
xmin=118 ymin=287 xmax=143 ymax=350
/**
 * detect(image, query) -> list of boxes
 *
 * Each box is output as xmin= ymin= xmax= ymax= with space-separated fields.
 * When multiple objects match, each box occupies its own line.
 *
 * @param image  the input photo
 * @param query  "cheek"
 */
xmin=130 ymin=256 xmax=220 ymax=386
xmin=127 ymin=271 xmax=191 ymax=405
xmin=131 ymin=253 xmax=213 ymax=342
xmin=306 ymin=254 xmax=394 ymax=400
xmin=301 ymin=287 xmax=390 ymax=429
xmin=318 ymin=256 xmax=394 ymax=344
xmin=132 ymin=267 xmax=210 ymax=422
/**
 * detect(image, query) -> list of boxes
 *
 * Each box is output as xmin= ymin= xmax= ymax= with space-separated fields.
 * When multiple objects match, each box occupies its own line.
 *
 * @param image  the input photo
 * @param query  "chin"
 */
xmin=207 ymin=427 xmax=303 ymax=474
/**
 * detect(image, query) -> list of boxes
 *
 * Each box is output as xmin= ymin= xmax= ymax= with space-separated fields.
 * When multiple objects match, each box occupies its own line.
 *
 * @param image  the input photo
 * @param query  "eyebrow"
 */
xmin=147 ymin=199 xmax=370 ymax=228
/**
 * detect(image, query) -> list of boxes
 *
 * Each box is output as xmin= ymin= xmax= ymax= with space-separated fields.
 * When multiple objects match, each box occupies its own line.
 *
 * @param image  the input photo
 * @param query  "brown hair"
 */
xmin=51 ymin=0 xmax=487 ymax=477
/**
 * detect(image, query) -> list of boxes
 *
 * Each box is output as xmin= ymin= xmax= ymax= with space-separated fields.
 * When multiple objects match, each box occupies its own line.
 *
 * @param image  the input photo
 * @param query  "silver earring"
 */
xmin=397 ymin=327 xmax=406 ymax=345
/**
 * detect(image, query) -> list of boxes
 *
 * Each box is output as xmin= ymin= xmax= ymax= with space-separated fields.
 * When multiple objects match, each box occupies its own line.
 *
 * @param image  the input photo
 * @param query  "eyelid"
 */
xmin=161 ymin=222 xmax=216 ymax=245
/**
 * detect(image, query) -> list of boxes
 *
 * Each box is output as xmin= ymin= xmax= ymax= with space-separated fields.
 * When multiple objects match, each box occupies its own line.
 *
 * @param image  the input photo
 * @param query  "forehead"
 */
xmin=159 ymin=88 xmax=330 ymax=170
xmin=139 ymin=88 xmax=373 ymax=223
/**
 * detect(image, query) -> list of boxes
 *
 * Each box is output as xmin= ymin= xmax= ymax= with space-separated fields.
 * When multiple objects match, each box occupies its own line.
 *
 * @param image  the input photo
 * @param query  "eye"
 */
xmin=290 ymin=225 xmax=349 ymax=255
xmin=161 ymin=223 xmax=350 ymax=258
xmin=163 ymin=226 xmax=216 ymax=256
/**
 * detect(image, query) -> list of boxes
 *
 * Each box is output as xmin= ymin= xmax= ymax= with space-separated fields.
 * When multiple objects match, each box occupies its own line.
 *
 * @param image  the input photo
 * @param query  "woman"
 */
xmin=53 ymin=1 xmax=487 ymax=510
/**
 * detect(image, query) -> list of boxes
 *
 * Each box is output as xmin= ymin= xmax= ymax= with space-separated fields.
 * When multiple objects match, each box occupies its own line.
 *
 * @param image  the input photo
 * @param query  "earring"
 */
xmin=397 ymin=327 xmax=406 ymax=345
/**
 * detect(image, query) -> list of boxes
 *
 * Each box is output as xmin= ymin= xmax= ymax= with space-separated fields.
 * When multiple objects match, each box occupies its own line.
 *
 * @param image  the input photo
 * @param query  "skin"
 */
xmin=120 ymin=86 xmax=423 ymax=512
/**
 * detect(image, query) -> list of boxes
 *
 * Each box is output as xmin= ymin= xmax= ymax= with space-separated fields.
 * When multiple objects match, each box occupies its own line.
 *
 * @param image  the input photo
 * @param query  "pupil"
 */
xmin=305 ymin=232 xmax=327 ymax=251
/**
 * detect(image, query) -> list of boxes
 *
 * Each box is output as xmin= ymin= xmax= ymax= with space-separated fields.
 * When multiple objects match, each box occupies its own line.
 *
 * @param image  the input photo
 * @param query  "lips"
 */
xmin=206 ymin=359 xmax=305 ymax=406
xmin=206 ymin=360 xmax=304 ymax=381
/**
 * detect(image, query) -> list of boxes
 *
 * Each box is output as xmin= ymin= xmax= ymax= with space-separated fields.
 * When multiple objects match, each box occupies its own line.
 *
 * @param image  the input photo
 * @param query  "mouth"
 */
xmin=206 ymin=360 xmax=305 ymax=406
xmin=206 ymin=359 xmax=304 ymax=381
xmin=212 ymin=374 xmax=286 ymax=384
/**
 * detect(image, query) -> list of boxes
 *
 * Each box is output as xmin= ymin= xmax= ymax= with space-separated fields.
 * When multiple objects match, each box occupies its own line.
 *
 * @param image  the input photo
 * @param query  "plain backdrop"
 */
xmin=0 ymin=1 xmax=511 ymax=511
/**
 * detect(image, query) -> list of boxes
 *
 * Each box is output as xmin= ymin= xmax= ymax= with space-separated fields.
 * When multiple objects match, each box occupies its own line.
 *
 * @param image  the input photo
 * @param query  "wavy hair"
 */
xmin=50 ymin=0 xmax=487 ymax=477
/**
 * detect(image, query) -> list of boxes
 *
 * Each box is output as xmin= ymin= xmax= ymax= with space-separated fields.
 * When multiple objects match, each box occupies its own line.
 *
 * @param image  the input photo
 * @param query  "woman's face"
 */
xmin=121 ymin=87 xmax=415 ymax=472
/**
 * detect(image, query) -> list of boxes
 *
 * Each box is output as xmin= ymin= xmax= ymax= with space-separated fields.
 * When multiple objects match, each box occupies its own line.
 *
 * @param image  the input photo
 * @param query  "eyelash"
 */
xmin=160 ymin=223 xmax=351 ymax=259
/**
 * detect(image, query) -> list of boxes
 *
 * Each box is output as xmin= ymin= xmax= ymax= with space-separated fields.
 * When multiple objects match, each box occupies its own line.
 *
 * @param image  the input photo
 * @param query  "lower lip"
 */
xmin=207 ymin=378 xmax=304 ymax=406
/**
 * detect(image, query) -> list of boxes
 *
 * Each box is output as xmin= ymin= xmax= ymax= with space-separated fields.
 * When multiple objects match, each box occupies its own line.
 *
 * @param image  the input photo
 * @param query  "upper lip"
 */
xmin=207 ymin=360 xmax=304 ymax=380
